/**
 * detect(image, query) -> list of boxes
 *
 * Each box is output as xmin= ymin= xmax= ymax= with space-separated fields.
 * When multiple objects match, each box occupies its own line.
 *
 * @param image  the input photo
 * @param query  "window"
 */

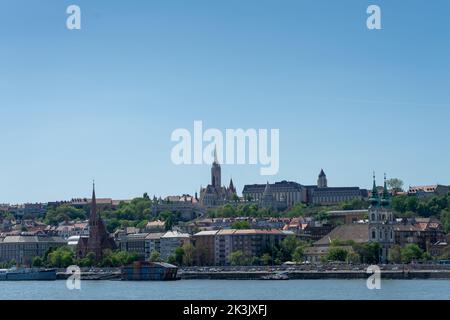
xmin=372 ymin=230 xmax=376 ymax=239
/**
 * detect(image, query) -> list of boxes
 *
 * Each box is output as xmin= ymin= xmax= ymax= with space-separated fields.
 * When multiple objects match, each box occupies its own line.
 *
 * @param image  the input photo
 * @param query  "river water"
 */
xmin=0 ymin=280 xmax=449 ymax=300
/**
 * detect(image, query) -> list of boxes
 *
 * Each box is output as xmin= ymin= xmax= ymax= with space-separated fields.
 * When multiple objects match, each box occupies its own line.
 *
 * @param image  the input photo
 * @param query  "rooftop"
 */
xmin=314 ymin=224 xmax=369 ymax=247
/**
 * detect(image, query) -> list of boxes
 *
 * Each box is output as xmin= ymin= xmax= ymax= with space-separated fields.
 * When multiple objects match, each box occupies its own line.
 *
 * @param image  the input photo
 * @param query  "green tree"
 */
xmin=46 ymin=247 xmax=74 ymax=268
xmin=182 ymin=243 xmax=195 ymax=266
xmin=32 ymin=256 xmax=44 ymax=267
xmin=386 ymin=178 xmax=404 ymax=192
xmin=341 ymin=199 xmax=369 ymax=210
xmin=292 ymin=246 xmax=305 ymax=263
xmin=325 ymin=247 xmax=349 ymax=262
xmin=346 ymin=251 xmax=360 ymax=264
xmin=44 ymin=205 xmax=86 ymax=225
xmin=440 ymin=209 xmax=450 ymax=233
xmin=174 ymin=247 xmax=185 ymax=265
xmin=353 ymin=242 xmax=380 ymax=264
xmin=149 ymin=250 xmax=161 ymax=262
xmin=401 ymin=244 xmax=423 ymax=263
xmin=78 ymin=252 xmax=96 ymax=267
xmin=167 ymin=255 xmax=177 ymax=265
xmin=229 ymin=250 xmax=251 ymax=266
xmin=388 ymin=245 xmax=402 ymax=264
xmin=280 ymin=235 xmax=301 ymax=262
xmin=260 ymin=253 xmax=272 ymax=266
xmin=286 ymin=203 xmax=307 ymax=218
xmin=231 ymin=220 xmax=251 ymax=230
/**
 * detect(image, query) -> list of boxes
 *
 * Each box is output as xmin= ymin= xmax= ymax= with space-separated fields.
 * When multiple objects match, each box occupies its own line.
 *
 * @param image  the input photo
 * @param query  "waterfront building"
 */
xmin=76 ymin=183 xmax=117 ymax=262
xmin=192 ymin=230 xmax=218 ymax=266
xmin=0 ymin=234 xmax=66 ymax=265
xmin=368 ymin=174 xmax=395 ymax=263
xmin=199 ymin=148 xmax=237 ymax=207
xmin=214 ymin=229 xmax=287 ymax=266
xmin=118 ymin=232 xmax=166 ymax=260
xmin=394 ymin=217 xmax=445 ymax=252
xmin=314 ymin=224 xmax=369 ymax=247
xmin=307 ymin=223 xmax=369 ymax=263
xmin=145 ymin=232 xmax=165 ymax=259
xmin=160 ymin=230 xmax=190 ymax=261
xmin=119 ymin=233 xmax=148 ymax=260
xmin=304 ymin=245 xmax=355 ymax=264
xmin=214 ymin=229 xmax=236 ymax=266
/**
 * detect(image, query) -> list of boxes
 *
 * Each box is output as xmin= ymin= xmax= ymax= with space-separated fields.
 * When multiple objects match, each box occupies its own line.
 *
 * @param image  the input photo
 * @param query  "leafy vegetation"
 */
xmin=44 ymin=205 xmax=87 ymax=225
xmin=231 ymin=220 xmax=251 ymax=229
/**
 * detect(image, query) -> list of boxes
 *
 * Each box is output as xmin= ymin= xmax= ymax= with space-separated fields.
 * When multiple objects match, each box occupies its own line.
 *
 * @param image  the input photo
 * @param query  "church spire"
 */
xmin=369 ymin=172 xmax=380 ymax=207
xmin=90 ymin=180 xmax=98 ymax=222
xmin=213 ymin=145 xmax=219 ymax=165
xmin=381 ymin=173 xmax=391 ymax=207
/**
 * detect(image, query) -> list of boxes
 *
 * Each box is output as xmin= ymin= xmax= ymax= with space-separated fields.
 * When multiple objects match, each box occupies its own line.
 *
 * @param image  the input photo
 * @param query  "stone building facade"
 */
xmin=242 ymin=170 xmax=367 ymax=209
xmin=0 ymin=234 xmax=66 ymax=265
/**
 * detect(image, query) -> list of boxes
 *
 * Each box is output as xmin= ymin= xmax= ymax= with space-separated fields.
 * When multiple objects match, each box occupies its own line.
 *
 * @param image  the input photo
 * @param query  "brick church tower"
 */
xmin=76 ymin=183 xmax=117 ymax=262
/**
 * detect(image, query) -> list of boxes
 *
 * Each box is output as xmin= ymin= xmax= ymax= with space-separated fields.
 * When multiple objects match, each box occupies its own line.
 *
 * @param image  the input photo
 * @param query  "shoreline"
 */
xmin=55 ymin=267 xmax=450 ymax=281
xmin=179 ymin=270 xmax=450 ymax=280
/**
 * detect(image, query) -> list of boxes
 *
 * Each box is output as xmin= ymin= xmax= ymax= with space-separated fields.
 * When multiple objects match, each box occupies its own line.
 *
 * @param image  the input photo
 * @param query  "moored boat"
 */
xmin=0 ymin=268 xmax=57 ymax=281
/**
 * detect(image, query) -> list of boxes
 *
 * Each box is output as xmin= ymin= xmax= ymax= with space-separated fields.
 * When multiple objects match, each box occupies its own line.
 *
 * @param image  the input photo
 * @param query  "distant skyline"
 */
xmin=1 ymin=0 xmax=449 ymax=203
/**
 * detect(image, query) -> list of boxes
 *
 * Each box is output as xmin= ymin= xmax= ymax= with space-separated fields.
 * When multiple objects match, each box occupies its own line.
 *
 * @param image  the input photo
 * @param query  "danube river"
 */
xmin=0 ymin=280 xmax=449 ymax=300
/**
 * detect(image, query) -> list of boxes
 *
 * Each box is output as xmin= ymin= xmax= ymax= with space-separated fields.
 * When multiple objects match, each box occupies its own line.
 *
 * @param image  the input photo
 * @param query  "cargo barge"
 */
xmin=0 ymin=268 xmax=57 ymax=281
xmin=121 ymin=261 xmax=179 ymax=281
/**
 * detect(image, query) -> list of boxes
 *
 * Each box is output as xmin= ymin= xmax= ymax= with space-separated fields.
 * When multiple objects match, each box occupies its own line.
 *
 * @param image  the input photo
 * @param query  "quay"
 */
xmin=55 ymin=265 xmax=450 ymax=280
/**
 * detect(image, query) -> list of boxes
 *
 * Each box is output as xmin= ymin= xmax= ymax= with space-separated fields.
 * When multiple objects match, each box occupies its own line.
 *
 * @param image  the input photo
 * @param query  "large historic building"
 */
xmin=307 ymin=170 xmax=368 ymax=205
xmin=368 ymin=174 xmax=395 ymax=263
xmin=199 ymin=149 xmax=237 ymax=207
xmin=242 ymin=169 xmax=367 ymax=209
xmin=76 ymin=184 xmax=117 ymax=262
xmin=0 ymin=234 xmax=66 ymax=265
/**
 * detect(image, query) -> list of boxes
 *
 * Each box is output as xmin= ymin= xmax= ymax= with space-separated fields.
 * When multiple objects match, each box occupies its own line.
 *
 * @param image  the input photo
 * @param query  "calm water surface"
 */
xmin=0 ymin=280 xmax=449 ymax=300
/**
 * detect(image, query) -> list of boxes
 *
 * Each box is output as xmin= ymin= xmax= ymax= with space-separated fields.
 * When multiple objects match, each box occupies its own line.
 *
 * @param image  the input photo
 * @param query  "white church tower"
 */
xmin=368 ymin=173 xmax=395 ymax=263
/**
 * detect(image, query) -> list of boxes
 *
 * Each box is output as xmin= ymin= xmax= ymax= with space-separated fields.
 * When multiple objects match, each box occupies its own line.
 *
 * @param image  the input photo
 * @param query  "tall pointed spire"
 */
xmin=213 ymin=145 xmax=219 ymax=165
xmin=369 ymin=172 xmax=380 ymax=207
xmin=90 ymin=180 xmax=98 ymax=222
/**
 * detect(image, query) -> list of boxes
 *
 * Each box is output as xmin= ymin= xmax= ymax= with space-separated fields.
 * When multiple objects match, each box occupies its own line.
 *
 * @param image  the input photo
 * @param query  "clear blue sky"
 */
xmin=1 ymin=0 xmax=449 ymax=203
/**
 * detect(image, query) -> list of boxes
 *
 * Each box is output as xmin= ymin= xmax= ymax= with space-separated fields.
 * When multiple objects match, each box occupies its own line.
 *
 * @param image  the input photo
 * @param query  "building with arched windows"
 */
xmin=368 ymin=173 xmax=395 ymax=263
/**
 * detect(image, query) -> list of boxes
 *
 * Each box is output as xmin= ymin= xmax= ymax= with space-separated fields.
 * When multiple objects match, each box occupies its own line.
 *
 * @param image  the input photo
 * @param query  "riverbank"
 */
xmin=179 ymin=270 xmax=450 ymax=280
xmin=55 ymin=264 xmax=450 ymax=280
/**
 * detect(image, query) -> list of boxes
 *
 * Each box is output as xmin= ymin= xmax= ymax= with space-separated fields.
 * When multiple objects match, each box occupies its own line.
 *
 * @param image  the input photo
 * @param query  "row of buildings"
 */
xmin=118 ymin=228 xmax=293 ymax=266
